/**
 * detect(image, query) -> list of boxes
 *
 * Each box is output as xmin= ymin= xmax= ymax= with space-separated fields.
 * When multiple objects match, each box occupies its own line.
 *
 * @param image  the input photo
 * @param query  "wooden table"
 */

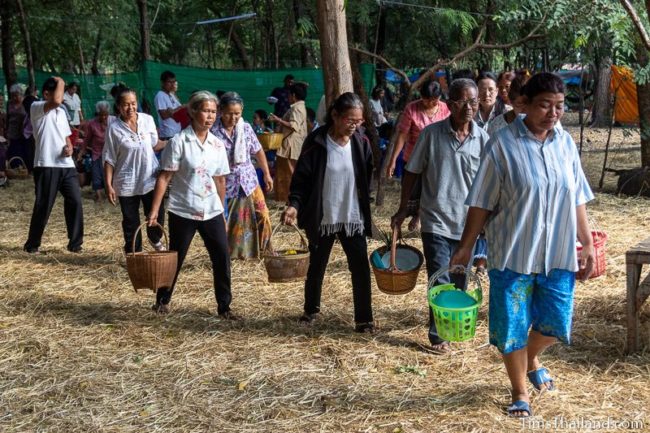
xmin=626 ymin=237 xmax=650 ymax=353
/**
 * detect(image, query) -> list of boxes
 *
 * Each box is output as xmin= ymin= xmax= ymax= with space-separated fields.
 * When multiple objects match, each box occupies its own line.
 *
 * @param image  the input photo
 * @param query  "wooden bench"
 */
xmin=626 ymin=237 xmax=650 ymax=353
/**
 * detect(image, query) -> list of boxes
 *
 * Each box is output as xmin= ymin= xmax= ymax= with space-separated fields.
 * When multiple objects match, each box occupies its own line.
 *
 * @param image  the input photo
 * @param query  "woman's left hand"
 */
xmin=577 ymin=243 xmax=595 ymax=280
xmin=264 ymin=174 xmax=274 ymax=193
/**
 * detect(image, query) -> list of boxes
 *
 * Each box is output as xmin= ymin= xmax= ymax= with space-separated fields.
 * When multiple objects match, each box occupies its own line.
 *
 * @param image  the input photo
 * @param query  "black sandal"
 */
xmin=298 ymin=313 xmax=318 ymax=324
xmin=354 ymin=322 xmax=376 ymax=334
xmin=151 ymin=303 xmax=170 ymax=314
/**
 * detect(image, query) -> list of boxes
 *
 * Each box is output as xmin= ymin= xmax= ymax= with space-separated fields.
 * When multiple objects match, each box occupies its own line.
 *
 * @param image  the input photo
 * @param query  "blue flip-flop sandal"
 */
xmin=507 ymin=400 xmax=533 ymax=418
xmin=527 ymin=367 xmax=555 ymax=391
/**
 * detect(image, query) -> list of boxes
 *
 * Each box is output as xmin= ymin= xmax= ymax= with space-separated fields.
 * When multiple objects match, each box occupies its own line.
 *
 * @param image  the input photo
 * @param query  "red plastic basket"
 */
xmin=577 ymin=230 xmax=607 ymax=279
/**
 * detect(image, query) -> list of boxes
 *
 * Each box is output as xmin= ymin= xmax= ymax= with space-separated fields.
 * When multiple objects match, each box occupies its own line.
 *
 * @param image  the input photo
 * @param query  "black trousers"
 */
xmin=304 ymin=232 xmax=373 ymax=323
xmin=156 ymin=212 xmax=232 ymax=313
xmin=25 ymin=167 xmax=83 ymax=251
xmin=118 ymin=191 xmax=165 ymax=254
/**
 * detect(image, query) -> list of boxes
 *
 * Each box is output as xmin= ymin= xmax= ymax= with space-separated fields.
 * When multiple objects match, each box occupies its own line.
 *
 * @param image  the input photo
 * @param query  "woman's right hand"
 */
xmin=281 ymin=206 xmax=298 ymax=226
xmin=106 ymin=186 xmax=117 ymax=206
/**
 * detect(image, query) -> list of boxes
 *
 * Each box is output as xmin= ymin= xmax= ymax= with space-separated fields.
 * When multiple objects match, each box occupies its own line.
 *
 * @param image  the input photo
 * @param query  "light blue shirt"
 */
xmin=406 ymin=118 xmax=490 ymax=239
xmin=466 ymin=116 xmax=594 ymax=275
xmin=160 ymin=127 xmax=230 ymax=221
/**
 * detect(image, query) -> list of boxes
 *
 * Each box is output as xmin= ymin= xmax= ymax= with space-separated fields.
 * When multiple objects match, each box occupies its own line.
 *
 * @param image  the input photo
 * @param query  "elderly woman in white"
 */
xmin=147 ymin=91 xmax=235 ymax=318
xmin=104 ymin=88 xmax=165 ymax=254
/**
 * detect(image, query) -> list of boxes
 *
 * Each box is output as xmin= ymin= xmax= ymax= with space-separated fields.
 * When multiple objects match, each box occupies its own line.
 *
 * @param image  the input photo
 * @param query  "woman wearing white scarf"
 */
xmin=281 ymin=92 xmax=375 ymax=334
xmin=211 ymin=92 xmax=274 ymax=259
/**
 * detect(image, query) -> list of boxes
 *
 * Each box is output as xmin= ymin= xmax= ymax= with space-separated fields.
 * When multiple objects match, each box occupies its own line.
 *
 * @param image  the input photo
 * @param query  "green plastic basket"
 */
xmin=427 ymin=267 xmax=482 ymax=342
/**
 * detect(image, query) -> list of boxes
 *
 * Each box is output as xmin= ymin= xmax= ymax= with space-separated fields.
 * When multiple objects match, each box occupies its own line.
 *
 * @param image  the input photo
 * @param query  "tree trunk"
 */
xmin=0 ymin=1 xmax=17 ymax=94
xmin=15 ymin=0 xmax=35 ymax=90
xmin=137 ymin=0 xmax=151 ymax=61
xmin=78 ymin=39 xmax=85 ymax=74
xmin=591 ymin=56 xmax=612 ymax=127
xmin=293 ymin=0 xmax=312 ymax=66
xmin=484 ymin=0 xmax=496 ymax=68
xmin=350 ymin=52 xmax=381 ymax=187
xmin=316 ymin=0 xmax=354 ymax=106
xmin=636 ymin=41 xmax=650 ymax=167
xmin=91 ymin=30 xmax=102 ymax=75
xmin=230 ymin=27 xmax=251 ymax=69
xmin=374 ymin=5 xmax=386 ymax=86
xmin=265 ymin=0 xmax=279 ymax=68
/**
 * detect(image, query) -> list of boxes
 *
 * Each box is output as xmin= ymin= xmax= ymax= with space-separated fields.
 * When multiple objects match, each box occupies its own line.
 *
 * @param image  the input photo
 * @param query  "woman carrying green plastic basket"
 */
xmin=450 ymin=73 xmax=596 ymax=418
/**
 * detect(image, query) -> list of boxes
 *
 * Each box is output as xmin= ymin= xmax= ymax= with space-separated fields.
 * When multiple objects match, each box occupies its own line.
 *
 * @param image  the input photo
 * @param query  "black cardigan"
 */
xmin=287 ymin=126 xmax=373 ymax=244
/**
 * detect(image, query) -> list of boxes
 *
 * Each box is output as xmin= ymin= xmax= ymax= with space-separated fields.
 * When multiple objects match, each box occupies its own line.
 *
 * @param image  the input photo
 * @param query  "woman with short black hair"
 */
xmin=451 ymin=72 xmax=595 ymax=418
xmin=104 ymin=88 xmax=165 ymax=254
xmin=385 ymin=78 xmax=451 ymax=230
xmin=475 ymin=71 xmax=510 ymax=130
xmin=148 ymin=91 xmax=235 ymax=317
xmin=281 ymin=92 xmax=375 ymax=333
xmin=211 ymin=92 xmax=274 ymax=259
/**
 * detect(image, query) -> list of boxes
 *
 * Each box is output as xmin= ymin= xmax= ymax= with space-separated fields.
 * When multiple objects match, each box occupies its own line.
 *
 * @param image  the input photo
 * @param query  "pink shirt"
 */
xmin=82 ymin=116 xmax=114 ymax=160
xmin=398 ymin=100 xmax=450 ymax=162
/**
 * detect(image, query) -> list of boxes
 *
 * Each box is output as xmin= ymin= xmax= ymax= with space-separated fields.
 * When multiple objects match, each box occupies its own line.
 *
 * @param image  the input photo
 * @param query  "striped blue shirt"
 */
xmin=466 ymin=116 xmax=594 ymax=275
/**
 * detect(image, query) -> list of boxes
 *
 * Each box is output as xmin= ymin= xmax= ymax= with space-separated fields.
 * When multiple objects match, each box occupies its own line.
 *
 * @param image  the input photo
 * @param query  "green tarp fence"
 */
xmin=1 ymin=61 xmax=376 ymax=124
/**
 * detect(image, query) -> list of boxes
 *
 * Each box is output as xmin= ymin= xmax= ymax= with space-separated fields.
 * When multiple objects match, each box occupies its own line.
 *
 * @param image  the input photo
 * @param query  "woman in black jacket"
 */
xmin=281 ymin=92 xmax=375 ymax=333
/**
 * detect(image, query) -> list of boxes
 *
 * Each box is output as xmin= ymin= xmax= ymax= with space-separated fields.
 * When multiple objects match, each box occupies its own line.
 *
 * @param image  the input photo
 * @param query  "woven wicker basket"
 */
xmin=6 ymin=157 xmax=30 ymax=180
xmin=263 ymin=224 xmax=310 ymax=283
xmin=257 ymin=133 xmax=283 ymax=151
xmin=371 ymin=228 xmax=423 ymax=295
xmin=125 ymin=222 xmax=178 ymax=293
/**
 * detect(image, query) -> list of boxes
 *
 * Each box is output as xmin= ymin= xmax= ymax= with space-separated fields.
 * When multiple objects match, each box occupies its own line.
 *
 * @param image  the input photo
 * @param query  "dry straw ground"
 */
xmin=1 ymin=116 xmax=650 ymax=432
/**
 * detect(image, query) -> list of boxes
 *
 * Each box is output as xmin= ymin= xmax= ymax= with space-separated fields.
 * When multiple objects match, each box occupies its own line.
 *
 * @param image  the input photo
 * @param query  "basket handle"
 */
xmin=389 ymin=226 xmax=400 ymax=271
xmin=266 ymin=223 xmax=308 ymax=254
xmin=7 ymin=156 xmax=26 ymax=169
xmin=130 ymin=222 xmax=168 ymax=255
xmin=587 ymin=216 xmax=604 ymax=237
xmin=427 ymin=265 xmax=482 ymax=293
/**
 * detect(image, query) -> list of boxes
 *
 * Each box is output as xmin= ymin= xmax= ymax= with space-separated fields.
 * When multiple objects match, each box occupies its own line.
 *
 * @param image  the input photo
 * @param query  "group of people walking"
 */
xmin=21 ymin=68 xmax=595 ymax=418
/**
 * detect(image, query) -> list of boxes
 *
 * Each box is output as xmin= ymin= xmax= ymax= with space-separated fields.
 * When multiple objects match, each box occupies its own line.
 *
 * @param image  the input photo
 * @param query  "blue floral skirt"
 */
xmin=488 ymin=268 xmax=575 ymax=354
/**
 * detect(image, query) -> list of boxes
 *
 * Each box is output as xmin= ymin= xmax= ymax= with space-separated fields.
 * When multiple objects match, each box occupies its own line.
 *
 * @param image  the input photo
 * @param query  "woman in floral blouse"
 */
xmin=147 ymin=91 xmax=236 ymax=318
xmin=211 ymin=92 xmax=274 ymax=259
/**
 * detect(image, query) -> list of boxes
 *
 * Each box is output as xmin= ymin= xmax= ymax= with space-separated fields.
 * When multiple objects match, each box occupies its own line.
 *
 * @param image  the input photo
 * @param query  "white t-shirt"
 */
xmin=160 ymin=126 xmax=230 ymax=220
xmin=154 ymin=90 xmax=181 ymax=138
xmin=63 ymin=92 xmax=82 ymax=126
xmin=31 ymin=101 xmax=74 ymax=168
xmin=103 ymin=113 xmax=159 ymax=197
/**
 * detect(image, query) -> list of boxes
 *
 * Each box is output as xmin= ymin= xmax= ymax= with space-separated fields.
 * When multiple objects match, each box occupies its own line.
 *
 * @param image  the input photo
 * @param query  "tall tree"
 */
xmin=137 ymin=0 xmax=151 ymax=62
xmin=591 ymin=55 xmax=613 ymax=127
xmin=316 ymin=0 xmax=353 ymax=106
xmin=15 ymin=0 xmax=35 ymax=90
xmin=619 ymin=0 xmax=650 ymax=166
xmin=0 ymin=0 xmax=17 ymax=93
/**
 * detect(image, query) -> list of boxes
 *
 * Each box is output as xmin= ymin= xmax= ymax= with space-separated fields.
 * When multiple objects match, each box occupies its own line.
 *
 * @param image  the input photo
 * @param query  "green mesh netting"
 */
xmin=2 ymin=61 xmax=376 ymax=124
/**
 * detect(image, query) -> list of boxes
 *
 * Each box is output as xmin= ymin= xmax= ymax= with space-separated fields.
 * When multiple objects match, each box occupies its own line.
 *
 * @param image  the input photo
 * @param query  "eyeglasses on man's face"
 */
xmin=449 ymin=98 xmax=479 ymax=108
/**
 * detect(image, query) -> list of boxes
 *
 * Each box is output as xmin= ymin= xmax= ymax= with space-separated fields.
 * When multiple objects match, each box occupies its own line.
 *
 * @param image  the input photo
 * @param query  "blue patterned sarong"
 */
xmin=488 ymin=268 xmax=575 ymax=354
